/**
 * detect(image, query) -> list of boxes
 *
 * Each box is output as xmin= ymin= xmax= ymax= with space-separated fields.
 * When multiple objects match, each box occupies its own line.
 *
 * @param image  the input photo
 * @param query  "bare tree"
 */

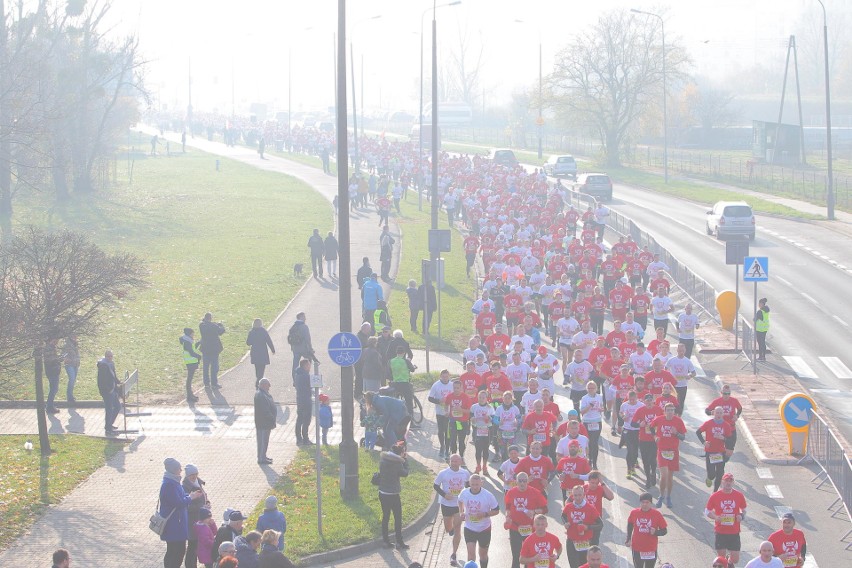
xmin=684 ymin=79 xmax=738 ymax=133
xmin=1 ymin=226 xmax=148 ymax=455
xmin=445 ymin=21 xmax=484 ymax=107
xmin=549 ymin=9 xmax=689 ymax=166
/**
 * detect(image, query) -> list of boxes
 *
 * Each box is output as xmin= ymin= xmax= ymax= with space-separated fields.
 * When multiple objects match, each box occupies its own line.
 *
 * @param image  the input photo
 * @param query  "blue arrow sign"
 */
xmin=781 ymin=395 xmax=813 ymax=429
xmin=327 ymin=332 xmax=362 ymax=367
xmin=743 ymin=256 xmax=769 ymax=282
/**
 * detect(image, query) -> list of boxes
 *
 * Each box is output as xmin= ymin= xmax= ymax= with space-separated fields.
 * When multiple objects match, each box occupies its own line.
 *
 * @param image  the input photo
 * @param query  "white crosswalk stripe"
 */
xmin=782 ymin=356 xmax=818 ymax=380
xmin=819 ymin=356 xmax=852 ymax=379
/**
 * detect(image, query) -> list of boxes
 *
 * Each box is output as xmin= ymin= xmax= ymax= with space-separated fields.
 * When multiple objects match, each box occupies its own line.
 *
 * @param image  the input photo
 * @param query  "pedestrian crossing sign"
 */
xmin=743 ymin=256 xmax=769 ymax=282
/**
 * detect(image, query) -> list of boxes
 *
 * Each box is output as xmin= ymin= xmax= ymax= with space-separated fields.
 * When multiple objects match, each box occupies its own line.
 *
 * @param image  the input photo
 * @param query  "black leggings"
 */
xmin=184 ymin=539 xmax=198 ymax=568
xmin=450 ymin=422 xmax=469 ymax=456
xmin=639 ymin=440 xmax=657 ymax=484
xmin=509 ymin=529 xmax=525 ymax=568
xmin=675 ymin=386 xmax=687 ymax=416
xmin=585 ymin=425 xmax=602 ymax=468
xmin=379 ymin=492 xmax=403 ymax=542
xmin=632 ymin=550 xmax=657 ymax=568
xmin=436 ymin=414 xmax=450 ymax=452
xmin=566 ymin=540 xmax=589 ymax=568
xmin=164 ymin=540 xmax=187 ymax=568
xmin=474 ymin=435 xmax=490 ymax=463
xmin=254 ymin=363 xmax=266 ymax=382
xmin=624 ymin=429 xmax=639 ymax=470
xmin=706 ymin=454 xmax=728 ymax=491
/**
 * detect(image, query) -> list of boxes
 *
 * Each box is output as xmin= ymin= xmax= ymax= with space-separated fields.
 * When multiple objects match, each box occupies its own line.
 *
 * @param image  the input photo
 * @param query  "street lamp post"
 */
xmin=816 ymin=0 xmax=835 ymax=220
xmin=631 ymin=8 xmax=667 ymax=183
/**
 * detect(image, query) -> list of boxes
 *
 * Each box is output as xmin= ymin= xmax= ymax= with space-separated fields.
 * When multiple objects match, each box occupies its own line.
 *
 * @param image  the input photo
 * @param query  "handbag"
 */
xmin=149 ymin=499 xmax=175 ymax=536
xmin=371 ymin=472 xmax=382 ymax=486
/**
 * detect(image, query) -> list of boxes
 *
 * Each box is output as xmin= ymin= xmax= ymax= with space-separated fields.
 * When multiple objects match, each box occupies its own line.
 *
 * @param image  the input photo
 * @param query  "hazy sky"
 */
xmin=109 ymin=0 xmax=842 ymax=117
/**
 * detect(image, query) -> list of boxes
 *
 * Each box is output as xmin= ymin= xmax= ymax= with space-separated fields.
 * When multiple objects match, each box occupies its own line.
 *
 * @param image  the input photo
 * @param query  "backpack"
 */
xmin=287 ymin=324 xmax=303 ymax=347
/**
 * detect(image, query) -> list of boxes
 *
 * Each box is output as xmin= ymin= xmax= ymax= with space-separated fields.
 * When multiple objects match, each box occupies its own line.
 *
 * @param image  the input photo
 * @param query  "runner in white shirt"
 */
xmin=495 ymin=392 xmax=522 ymax=458
xmin=650 ymin=290 xmax=674 ymax=334
xmin=457 ymin=474 xmax=500 ymax=568
xmin=619 ymin=390 xmax=645 ymax=479
xmin=497 ymin=445 xmax=523 ymax=491
xmin=520 ymin=378 xmax=543 ymax=415
xmin=511 ymin=327 xmax=534 ymax=356
xmin=675 ymin=303 xmax=700 ymax=359
xmin=572 ymin=321 xmax=598 ymax=360
xmin=579 ymin=381 xmax=605 ymax=469
xmin=506 ymin=352 xmax=533 ymax=404
xmin=556 ymin=420 xmax=590 ymax=459
xmin=665 ymin=342 xmax=696 ymax=416
xmin=557 ymin=314 xmax=581 ymax=361
xmin=463 ymin=339 xmax=487 ymax=365
xmin=532 ymin=347 xmax=560 ymax=379
xmin=433 ymin=454 xmax=471 ymax=566
xmin=629 ymin=343 xmax=654 ymax=376
xmin=622 ymin=312 xmax=644 ymax=341
xmin=564 ymin=349 xmax=594 ymax=411
xmin=428 ymin=371 xmax=456 ymax=457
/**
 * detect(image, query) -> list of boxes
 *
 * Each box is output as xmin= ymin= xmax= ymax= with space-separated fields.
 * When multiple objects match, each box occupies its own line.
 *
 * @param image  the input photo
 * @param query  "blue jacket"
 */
xmin=256 ymin=509 xmax=287 ymax=550
xmin=371 ymin=395 xmax=408 ymax=424
xmin=361 ymin=280 xmax=384 ymax=310
xmin=319 ymin=405 xmax=333 ymax=429
xmin=235 ymin=535 xmax=260 ymax=568
xmin=159 ymin=475 xmax=192 ymax=542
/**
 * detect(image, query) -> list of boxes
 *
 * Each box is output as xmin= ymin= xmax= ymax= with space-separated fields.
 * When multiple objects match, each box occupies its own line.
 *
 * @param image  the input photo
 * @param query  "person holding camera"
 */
xmin=378 ymin=442 xmax=410 ymax=550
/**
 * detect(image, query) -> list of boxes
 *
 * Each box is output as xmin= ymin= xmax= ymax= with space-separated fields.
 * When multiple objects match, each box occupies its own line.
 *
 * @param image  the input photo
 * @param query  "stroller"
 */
xmin=359 ymin=396 xmax=410 ymax=451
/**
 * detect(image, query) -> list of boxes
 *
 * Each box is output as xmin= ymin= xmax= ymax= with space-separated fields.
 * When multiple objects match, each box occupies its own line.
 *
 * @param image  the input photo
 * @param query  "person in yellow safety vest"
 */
xmin=753 ymin=298 xmax=770 ymax=361
xmin=373 ymin=300 xmax=392 ymax=335
xmin=180 ymin=328 xmax=202 ymax=403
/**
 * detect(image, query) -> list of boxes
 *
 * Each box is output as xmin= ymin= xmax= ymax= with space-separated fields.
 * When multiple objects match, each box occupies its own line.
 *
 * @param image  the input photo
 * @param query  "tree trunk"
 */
xmin=33 ymin=347 xmax=51 ymax=456
xmin=0 ymin=0 xmax=11 ymax=240
xmin=605 ymin=129 xmax=622 ymax=167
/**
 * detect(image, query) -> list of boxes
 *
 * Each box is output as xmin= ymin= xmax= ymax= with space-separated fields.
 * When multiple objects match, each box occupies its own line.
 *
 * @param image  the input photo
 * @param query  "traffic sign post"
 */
xmin=327 ymin=332 xmax=362 ymax=367
xmin=726 ymin=238 xmax=749 ymax=351
xmin=743 ymin=257 xmax=769 ymax=373
xmin=778 ymin=392 xmax=816 ymax=455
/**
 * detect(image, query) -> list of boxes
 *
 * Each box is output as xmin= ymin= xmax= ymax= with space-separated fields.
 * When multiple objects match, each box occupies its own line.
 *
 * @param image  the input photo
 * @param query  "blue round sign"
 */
xmin=327 ymin=332 xmax=362 ymax=367
xmin=781 ymin=395 xmax=813 ymax=429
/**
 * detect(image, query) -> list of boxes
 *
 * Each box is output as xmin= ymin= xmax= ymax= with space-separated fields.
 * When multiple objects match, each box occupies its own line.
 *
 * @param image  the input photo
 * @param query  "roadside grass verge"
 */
xmin=248 ymin=445 xmax=432 ymax=562
xmin=271 ymin=150 xmax=338 ymax=176
xmin=4 ymin=146 xmax=331 ymax=401
xmin=0 ymin=434 xmax=124 ymax=550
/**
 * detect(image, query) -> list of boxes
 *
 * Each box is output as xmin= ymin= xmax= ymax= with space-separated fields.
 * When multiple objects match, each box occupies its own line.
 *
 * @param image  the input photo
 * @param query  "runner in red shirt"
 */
xmin=608 ymin=281 xmax=632 ymax=323
xmin=644 ymin=358 xmax=677 ymax=395
xmin=505 ymin=474 xmax=549 ymax=567
xmin=648 ymin=270 xmax=671 ymax=295
xmin=697 ymin=407 xmax=735 ymax=491
xmin=547 ymin=296 xmax=566 ymax=346
xmin=522 ymin=401 xmax=558 ymax=451
xmin=464 ymin=234 xmax=480 ymax=278
xmin=571 ymin=297 xmax=591 ymax=326
xmin=588 ymin=287 xmax=607 ymax=336
xmin=485 ymin=324 xmax=511 ymax=360
xmin=505 ymin=289 xmax=524 ymax=331
xmin=519 ymin=515 xmax=563 ymax=568
xmin=768 ymin=513 xmax=807 ymax=568
xmin=555 ymin=440 xmax=591 ymax=500
xmin=515 ymin=441 xmax=555 ymax=496
xmin=444 ymin=381 xmax=474 ymax=457
xmin=625 ymin=492 xmax=668 ymax=568
xmin=459 ymin=362 xmax=484 ymax=400
xmin=476 ymin=305 xmax=498 ymax=339
xmin=583 ymin=472 xmax=614 ymax=545
xmin=561 ymin=485 xmax=602 ymax=568
xmin=600 ymin=254 xmax=623 ymax=296
xmin=482 ymin=362 xmax=513 ymax=403
xmin=705 ymin=473 xmax=748 ymax=567
xmin=565 ymin=207 xmax=580 ymax=236
xmin=655 ymin=383 xmax=679 ymax=414
xmin=649 ymin=403 xmax=687 ymax=508
xmin=704 ymin=384 xmax=743 ymax=450
xmin=631 ymin=286 xmax=652 ymax=332
xmin=633 ymin=393 xmax=662 ymax=491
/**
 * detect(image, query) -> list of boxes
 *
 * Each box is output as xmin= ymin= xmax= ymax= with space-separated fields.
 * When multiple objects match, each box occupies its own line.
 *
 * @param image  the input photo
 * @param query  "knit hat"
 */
xmin=198 ymin=507 xmax=212 ymax=520
xmin=265 ymin=496 xmax=278 ymax=510
xmin=185 ymin=464 xmax=199 ymax=476
xmin=164 ymin=457 xmax=181 ymax=475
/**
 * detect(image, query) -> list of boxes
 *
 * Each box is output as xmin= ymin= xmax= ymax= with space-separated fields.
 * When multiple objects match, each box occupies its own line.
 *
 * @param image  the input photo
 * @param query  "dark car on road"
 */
xmin=574 ymin=173 xmax=613 ymax=202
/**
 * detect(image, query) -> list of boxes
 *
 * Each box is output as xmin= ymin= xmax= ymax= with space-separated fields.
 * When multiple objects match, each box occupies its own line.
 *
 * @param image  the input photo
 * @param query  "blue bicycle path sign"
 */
xmin=328 ymin=332 xmax=362 ymax=367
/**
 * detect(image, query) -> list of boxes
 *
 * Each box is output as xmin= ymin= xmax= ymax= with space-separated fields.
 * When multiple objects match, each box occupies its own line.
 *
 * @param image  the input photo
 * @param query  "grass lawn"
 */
xmin=270 ymin=150 xmax=338 ymax=176
xmin=249 ymin=445 xmax=433 ymax=562
xmin=0 ymin=434 xmax=124 ymax=550
xmin=387 ymin=197 xmax=477 ymax=353
xmin=3 ymin=141 xmax=331 ymax=401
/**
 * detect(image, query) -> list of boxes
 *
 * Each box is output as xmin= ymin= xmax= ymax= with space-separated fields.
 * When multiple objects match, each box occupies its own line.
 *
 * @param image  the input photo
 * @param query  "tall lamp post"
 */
xmin=419 ymin=1 xmax=462 ymax=211
xmin=816 ymin=0 xmax=835 ymax=220
xmin=631 ymin=8 xmax=668 ymax=183
xmin=513 ymin=20 xmax=543 ymax=159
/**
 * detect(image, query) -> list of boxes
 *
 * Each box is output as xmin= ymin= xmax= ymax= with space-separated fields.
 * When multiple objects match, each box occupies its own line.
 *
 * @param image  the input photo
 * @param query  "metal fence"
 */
xmin=807 ymin=410 xmax=852 ymax=549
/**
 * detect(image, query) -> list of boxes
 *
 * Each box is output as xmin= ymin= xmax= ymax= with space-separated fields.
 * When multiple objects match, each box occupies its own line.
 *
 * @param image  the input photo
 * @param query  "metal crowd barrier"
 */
xmin=806 ymin=410 xmax=852 ymax=549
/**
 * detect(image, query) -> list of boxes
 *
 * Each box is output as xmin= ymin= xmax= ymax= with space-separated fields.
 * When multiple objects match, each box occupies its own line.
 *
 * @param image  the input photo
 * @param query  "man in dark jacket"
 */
xmin=323 ymin=231 xmax=339 ymax=278
xmin=294 ymin=358 xmax=314 ymax=445
xmin=354 ymin=322 xmax=373 ymax=399
xmin=97 ymin=350 xmax=121 ymax=434
xmin=44 ymin=338 xmax=62 ymax=414
xmin=288 ymin=312 xmax=316 ymax=382
xmin=182 ymin=464 xmax=208 ymax=568
xmin=307 ymin=228 xmax=325 ymax=278
xmin=356 ymin=257 xmax=373 ymax=290
xmin=234 ymin=531 xmax=262 ymax=568
xmin=213 ymin=511 xmax=246 ymax=565
xmin=379 ymin=226 xmax=396 ymax=281
xmin=417 ymin=281 xmax=438 ymax=333
xmin=199 ymin=312 xmax=226 ymax=388
xmin=254 ymin=379 xmax=277 ymax=464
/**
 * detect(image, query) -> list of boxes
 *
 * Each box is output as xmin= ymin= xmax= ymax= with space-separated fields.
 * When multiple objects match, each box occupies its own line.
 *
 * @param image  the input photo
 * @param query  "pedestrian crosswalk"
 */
xmin=780 ymin=355 xmax=852 ymax=381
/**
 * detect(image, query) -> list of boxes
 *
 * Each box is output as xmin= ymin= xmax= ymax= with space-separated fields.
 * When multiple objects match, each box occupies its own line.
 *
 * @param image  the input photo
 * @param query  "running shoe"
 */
xmin=665 ymin=496 xmax=673 ymax=508
xmin=655 ymin=497 xmax=664 ymax=508
xmin=450 ymin=553 xmax=459 ymax=567
xmin=705 ymin=477 xmax=713 ymax=487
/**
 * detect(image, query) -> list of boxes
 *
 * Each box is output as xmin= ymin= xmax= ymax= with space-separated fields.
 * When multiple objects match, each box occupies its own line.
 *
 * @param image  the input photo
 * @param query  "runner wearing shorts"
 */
xmin=625 ymin=492 xmax=668 ymax=568
xmin=458 ymin=474 xmax=500 ymax=568
xmin=705 ymin=473 xmax=748 ymax=567
xmin=649 ymin=403 xmax=686 ymax=508
xmin=433 ymin=454 xmax=471 ymax=567
xmin=504 ymin=473 xmax=549 ymax=568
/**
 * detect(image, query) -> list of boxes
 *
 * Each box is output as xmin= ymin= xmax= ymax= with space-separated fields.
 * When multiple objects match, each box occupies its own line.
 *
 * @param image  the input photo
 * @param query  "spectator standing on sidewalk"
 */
xmin=97 ymin=350 xmax=121 ymax=435
xmin=356 ymin=257 xmax=373 ymax=290
xmin=406 ymin=279 xmax=421 ymax=332
xmin=254 ymin=378 xmax=277 ymax=463
xmin=61 ymin=335 xmax=80 ymax=404
xmin=247 ymin=319 xmax=276 ymax=387
xmin=378 ymin=442 xmax=411 ymax=550
xmin=44 ymin=338 xmax=61 ymax=414
xmin=307 ymin=228 xmax=325 ymax=278
xmin=160 ymin=458 xmax=204 ymax=568
xmin=256 ymin=496 xmax=287 ymax=551
xmin=294 ymin=358 xmax=314 ymax=446
xmin=379 ymin=225 xmax=396 ymax=281
xmin=287 ymin=312 xmax=316 ymax=382
xmin=324 ymin=231 xmax=339 ymax=278
xmin=199 ymin=312 xmax=226 ymax=389
xmin=182 ymin=464 xmax=208 ymax=568
xmin=418 ymin=280 xmax=437 ymax=333
xmin=754 ymin=298 xmax=770 ymax=361
xmin=180 ymin=329 xmax=202 ymax=403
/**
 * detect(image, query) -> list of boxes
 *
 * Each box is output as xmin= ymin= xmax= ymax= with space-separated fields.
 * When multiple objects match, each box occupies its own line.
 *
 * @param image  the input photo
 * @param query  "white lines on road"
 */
xmin=755 ymin=467 xmax=774 ymax=479
xmin=776 ymin=276 xmax=793 ymax=287
xmin=819 ymin=357 xmax=852 ymax=379
xmin=800 ymin=292 xmax=819 ymax=305
xmin=761 ymin=228 xmax=851 ymax=277
xmin=765 ymin=484 xmax=784 ymax=499
xmin=782 ymin=356 xmax=819 ymax=380
xmin=833 ymin=315 xmax=849 ymax=328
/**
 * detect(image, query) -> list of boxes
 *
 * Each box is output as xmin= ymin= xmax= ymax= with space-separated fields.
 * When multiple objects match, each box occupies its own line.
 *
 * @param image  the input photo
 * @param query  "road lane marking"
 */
xmin=755 ymin=467 xmax=773 ymax=479
xmin=776 ymin=276 xmax=793 ymax=287
xmin=765 ymin=484 xmax=784 ymax=499
xmin=800 ymin=293 xmax=819 ymax=305
xmin=782 ymin=356 xmax=818 ymax=380
xmin=819 ymin=357 xmax=852 ymax=379
xmin=833 ymin=315 xmax=849 ymax=328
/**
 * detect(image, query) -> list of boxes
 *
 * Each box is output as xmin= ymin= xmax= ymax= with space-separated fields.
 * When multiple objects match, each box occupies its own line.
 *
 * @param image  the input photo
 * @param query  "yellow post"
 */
xmin=778 ymin=392 xmax=816 ymax=456
xmin=715 ymin=290 xmax=740 ymax=331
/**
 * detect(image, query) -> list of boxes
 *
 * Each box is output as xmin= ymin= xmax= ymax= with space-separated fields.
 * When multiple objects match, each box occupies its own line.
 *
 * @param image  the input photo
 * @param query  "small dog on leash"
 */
xmin=293 ymin=263 xmax=304 ymax=277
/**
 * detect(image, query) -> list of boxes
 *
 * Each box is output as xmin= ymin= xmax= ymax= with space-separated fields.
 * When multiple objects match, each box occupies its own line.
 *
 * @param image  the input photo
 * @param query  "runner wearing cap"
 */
xmin=697 ymin=407 xmax=735 ymax=490
xmin=705 ymin=384 xmax=743 ymax=450
xmin=649 ymin=403 xmax=687 ymax=508
xmin=768 ymin=512 xmax=807 ymax=568
xmin=705 ymin=473 xmax=748 ymax=567
xmin=713 ymin=556 xmax=732 ymax=568
xmin=519 ymin=514 xmax=562 ymax=568
xmin=532 ymin=346 xmax=560 ymax=392
xmin=625 ymin=492 xmax=668 ymax=568
xmin=505 ymin=474 xmax=549 ymax=568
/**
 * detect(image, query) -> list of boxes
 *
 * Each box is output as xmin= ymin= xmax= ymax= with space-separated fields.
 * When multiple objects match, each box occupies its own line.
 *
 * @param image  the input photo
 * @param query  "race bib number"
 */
xmin=468 ymin=513 xmax=483 ymax=522
xmin=574 ymin=540 xmax=590 ymax=551
xmin=449 ymin=487 xmax=461 ymax=497
xmin=502 ymin=430 xmax=516 ymax=439
xmin=782 ymin=556 xmax=799 ymax=567
xmin=534 ymin=433 xmax=547 ymax=442
xmin=709 ymin=453 xmax=724 ymax=464
xmin=640 ymin=551 xmax=656 ymax=561
xmin=476 ymin=427 xmax=490 ymax=437
xmin=518 ymin=525 xmax=533 ymax=536
xmin=452 ymin=408 xmax=463 ymax=418
xmin=661 ymin=450 xmax=675 ymax=461
xmin=719 ymin=514 xmax=735 ymax=526
xmin=586 ymin=422 xmax=600 ymax=431
xmin=535 ymin=559 xmax=550 ymax=567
